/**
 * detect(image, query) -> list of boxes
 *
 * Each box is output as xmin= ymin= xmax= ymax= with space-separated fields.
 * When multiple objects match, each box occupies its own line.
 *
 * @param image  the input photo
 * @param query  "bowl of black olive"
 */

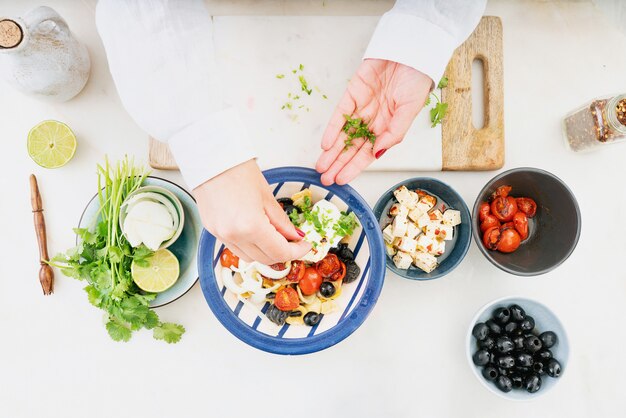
xmin=466 ymin=296 xmax=569 ymax=400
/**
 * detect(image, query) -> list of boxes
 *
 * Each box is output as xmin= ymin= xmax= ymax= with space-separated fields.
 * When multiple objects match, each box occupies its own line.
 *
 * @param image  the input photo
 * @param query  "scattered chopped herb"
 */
xmin=276 ymin=74 xmax=285 ymax=79
xmin=333 ymin=212 xmax=359 ymax=238
xmin=276 ymin=64 xmax=327 ymax=115
xmin=322 ymin=94 xmax=328 ymax=100
xmin=299 ymin=64 xmax=304 ymax=71
xmin=288 ymin=209 xmax=301 ymax=226
xmin=342 ymin=114 xmax=376 ymax=150
xmin=425 ymin=76 xmax=449 ymax=128
xmin=292 ymin=69 xmax=297 ymax=74
xmin=298 ymin=75 xmax=313 ymax=95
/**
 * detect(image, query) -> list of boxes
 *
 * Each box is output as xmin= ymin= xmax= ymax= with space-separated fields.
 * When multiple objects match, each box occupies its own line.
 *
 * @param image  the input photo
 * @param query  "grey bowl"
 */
xmin=466 ymin=296 xmax=570 ymax=400
xmin=472 ymin=168 xmax=581 ymax=276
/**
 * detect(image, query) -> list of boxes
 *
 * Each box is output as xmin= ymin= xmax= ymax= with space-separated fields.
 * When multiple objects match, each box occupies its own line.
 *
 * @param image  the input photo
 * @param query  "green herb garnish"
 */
xmin=288 ymin=209 xmax=302 ymax=226
xmin=298 ymin=75 xmax=313 ymax=95
xmin=333 ymin=211 xmax=359 ymax=238
xmin=342 ymin=114 xmax=376 ymax=150
xmin=49 ymin=157 xmax=185 ymax=343
xmin=426 ymin=77 xmax=449 ymax=127
xmin=276 ymin=74 xmax=285 ymax=79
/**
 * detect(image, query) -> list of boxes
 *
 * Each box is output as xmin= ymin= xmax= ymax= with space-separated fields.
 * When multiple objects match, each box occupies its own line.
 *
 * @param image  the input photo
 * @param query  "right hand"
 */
xmin=193 ymin=159 xmax=311 ymax=264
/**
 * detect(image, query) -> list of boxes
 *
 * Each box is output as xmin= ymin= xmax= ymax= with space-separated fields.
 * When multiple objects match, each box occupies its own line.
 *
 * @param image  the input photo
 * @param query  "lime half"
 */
xmin=131 ymin=249 xmax=180 ymax=293
xmin=27 ymin=120 xmax=77 ymax=168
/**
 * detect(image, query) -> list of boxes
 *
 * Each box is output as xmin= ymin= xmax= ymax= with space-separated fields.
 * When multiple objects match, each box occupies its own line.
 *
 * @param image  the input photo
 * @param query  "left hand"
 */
xmin=316 ymin=59 xmax=432 ymax=185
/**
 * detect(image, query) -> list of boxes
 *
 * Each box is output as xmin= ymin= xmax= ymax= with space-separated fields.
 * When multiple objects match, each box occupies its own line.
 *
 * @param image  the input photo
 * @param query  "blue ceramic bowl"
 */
xmin=372 ymin=177 xmax=471 ymax=280
xmin=466 ymin=296 xmax=570 ymax=400
xmin=198 ymin=167 xmax=386 ymax=355
xmin=78 ymin=176 xmax=202 ymax=308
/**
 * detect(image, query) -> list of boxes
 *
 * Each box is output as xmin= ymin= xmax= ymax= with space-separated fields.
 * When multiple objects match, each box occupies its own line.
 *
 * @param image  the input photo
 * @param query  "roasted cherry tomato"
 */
xmin=480 ymin=214 xmax=500 ymax=233
xmin=513 ymin=211 xmax=529 ymax=240
xmin=493 ymin=185 xmax=512 ymax=199
xmin=491 ymin=196 xmax=518 ymax=222
xmin=219 ymin=248 xmax=239 ymax=269
xmin=269 ymin=262 xmax=287 ymax=271
xmin=274 ymin=287 xmax=300 ymax=311
xmin=497 ymin=227 xmax=521 ymax=253
xmin=329 ymin=261 xmax=347 ymax=281
xmin=286 ymin=260 xmax=306 ymax=283
xmin=516 ymin=197 xmax=537 ymax=218
xmin=483 ymin=226 xmax=501 ymax=250
xmin=478 ymin=202 xmax=491 ymax=222
xmin=316 ymin=253 xmax=341 ymax=278
xmin=299 ymin=267 xmax=323 ymax=296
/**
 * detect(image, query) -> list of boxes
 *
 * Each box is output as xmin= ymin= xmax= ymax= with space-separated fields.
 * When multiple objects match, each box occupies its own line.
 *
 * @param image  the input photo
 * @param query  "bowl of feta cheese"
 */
xmin=373 ymin=177 xmax=472 ymax=280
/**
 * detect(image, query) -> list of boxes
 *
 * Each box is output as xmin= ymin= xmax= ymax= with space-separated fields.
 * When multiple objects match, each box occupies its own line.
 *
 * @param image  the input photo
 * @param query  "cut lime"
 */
xmin=131 ymin=249 xmax=180 ymax=293
xmin=27 ymin=120 xmax=77 ymax=168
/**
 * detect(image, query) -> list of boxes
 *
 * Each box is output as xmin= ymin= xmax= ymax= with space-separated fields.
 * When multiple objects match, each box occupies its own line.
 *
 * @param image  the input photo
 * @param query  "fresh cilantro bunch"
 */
xmin=342 ymin=115 xmax=376 ymax=150
xmin=425 ymin=77 xmax=449 ymax=127
xmin=50 ymin=157 xmax=185 ymax=344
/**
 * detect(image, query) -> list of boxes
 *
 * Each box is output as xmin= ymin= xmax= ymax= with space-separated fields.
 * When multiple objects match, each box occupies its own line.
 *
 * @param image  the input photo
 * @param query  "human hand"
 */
xmin=316 ymin=59 xmax=432 ymax=185
xmin=193 ymin=159 xmax=311 ymax=264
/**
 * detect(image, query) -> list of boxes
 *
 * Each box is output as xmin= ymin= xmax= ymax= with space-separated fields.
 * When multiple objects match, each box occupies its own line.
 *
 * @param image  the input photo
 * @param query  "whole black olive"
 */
xmin=482 ymin=366 xmax=499 ymax=382
xmin=498 ymin=367 xmax=509 ymax=376
xmin=524 ymin=374 xmax=542 ymax=393
xmin=303 ymin=312 xmax=321 ymax=326
xmin=472 ymin=323 xmax=490 ymax=341
xmin=519 ymin=316 xmax=535 ymax=332
xmin=516 ymin=353 xmax=534 ymax=367
xmin=486 ymin=319 xmax=502 ymax=335
xmin=539 ymin=331 xmax=558 ymax=349
xmin=266 ymin=304 xmax=288 ymax=326
xmin=495 ymin=375 xmax=513 ymax=393
xmin=510 ymin=373 xmax=524 ymax=390
xmin=524 ymin=335 xmax=543 ymax=353
xmin=479 ymin=336 xmax=496 ymax=351
xmin=515 ymin=366 xmax=530 ymax=375
xmin=533 ymin=361 xmax=545 ymax=375
xmin=535 ymin=349 xmax=553 ymax=361
xmin=509 ymin=304 xmax=526 ymax=321
xmin=343 ymin=260 xmax=361 ymax=284
xmin=473 ymin=349 xmax=491 ymax=366
xmin=504 ymin=321 xmax=518 ymax=335
xmin=319 ymin=282 xmax=336 ymax=298
xmin=493 ymin=307 xmax=511 ymax=324
xmin=332 ymin=245 xmax=355 ymax=262
xmin=496 ymin=337 xmax=514 ymax=354
xmin=546 ymin=359 xmax=562 ymax=378
xmin=282 ymin=204 xmax=301 ymax=217
xmin=513 ymin=335 xmax=525 ymax=350
xmin=497 ymin=355 xmax=515 ymax=369
xmin=276 ymin=197 xmax=294 ymax=207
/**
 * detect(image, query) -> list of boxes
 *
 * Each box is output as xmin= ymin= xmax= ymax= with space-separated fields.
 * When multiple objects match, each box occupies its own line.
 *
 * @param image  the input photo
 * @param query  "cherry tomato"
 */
xmin=478 ymin=202 xmax=491 ymax=222
xmin=269 ymin=262 xmax=287 ymax=271
xmin=491 ymin=196 xmax=518 ymax=222
xmin=286 ymin=260 xmax=306 ymax=283
xmin=316 ymin=254 xmax=341 ymax=278
xmin=480 ymin=214 xmax=500 ymax=233
xmin=220 ymin=248 xmax=239 ymax=269
xmin=497 ymin=228 xmax=521 ymax=253
xmin=329 ymin=261 xmax=346 ymax=281
xmin=274 ymin=287 xmax=300 ymax=311
xmin=513 ymin=211 xmax=529 ymax=240
xmin=299 ymin=267 xmax=323 ymax=296
xmin=482 ymin=226 xmax=501 ymax=251
xmin=516 ymin=197 xmax=537 ymax=218
xmin=491 ymin=185 xmax=512 ymax=199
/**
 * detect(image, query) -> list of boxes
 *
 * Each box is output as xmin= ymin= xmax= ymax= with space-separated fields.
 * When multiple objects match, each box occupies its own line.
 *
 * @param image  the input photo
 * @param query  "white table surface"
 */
xmin=2 ymin=1 xmax=626 ymax=417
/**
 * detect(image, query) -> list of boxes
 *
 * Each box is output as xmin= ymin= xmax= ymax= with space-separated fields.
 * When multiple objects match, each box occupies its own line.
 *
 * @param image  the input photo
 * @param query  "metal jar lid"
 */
xmin=0 ymin=19 xmax=23 ymax=49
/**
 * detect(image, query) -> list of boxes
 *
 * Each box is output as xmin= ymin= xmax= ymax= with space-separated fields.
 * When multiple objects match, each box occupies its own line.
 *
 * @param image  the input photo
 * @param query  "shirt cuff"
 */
xmin=167 ymin=107 xmax=256 ymax=190
xmin=364 ymin=12 xmax=457 ymax=86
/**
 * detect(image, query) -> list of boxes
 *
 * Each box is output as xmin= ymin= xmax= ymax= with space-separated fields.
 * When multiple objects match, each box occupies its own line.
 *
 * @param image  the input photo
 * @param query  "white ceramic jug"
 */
xmin=0 ymin=6 xmax=90 ymax=102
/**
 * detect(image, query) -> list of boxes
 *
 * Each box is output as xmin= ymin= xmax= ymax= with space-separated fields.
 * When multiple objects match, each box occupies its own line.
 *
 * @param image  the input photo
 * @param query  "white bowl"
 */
xmin=466 ymin=296 xmax=570 ymax=400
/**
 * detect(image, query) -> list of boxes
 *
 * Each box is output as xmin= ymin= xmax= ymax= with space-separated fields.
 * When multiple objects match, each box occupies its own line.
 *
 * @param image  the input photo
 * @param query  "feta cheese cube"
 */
xmin=392 ymin=237 xmax=402 ymax=248
xmin=385 ymin=242 xmax=397 ymax=257
xmin=416 ymin=213 xmax=432 ymax=229
xmin=393 ymin=251 xmax=413 ymax=269
xmin=419 ymin=194 xmax=437 ymax=210
xmin=443 ymin=209 xmax=462 ymax=226
xmin=393 ymin=186 xmax=419 ymax=209
xmin=424 ymin=223 xmax=453 ymax=241
xmin=396 ymin=237 xmax=418 ymax=254
xmin=416 ymin=234 xmax=434 ymax=253
xmin=429 ymin=209 xmax=444 ymax=222
xmin=382 ymin=224 xmax=395 ymax=244
xmin=428 ymin=239 xmax=446 ymax=256
xmin=412 ymin=252 xmax=438 ymax=273
xmin=406 ymin=222 xmax=421 ymax=240
xmin=389 ymin=203 xmax=408 ymax=217
xmin=392 ymin=214 xmax=409 ymax=237
xmin=440 ymin=224 xmax=454 ymax=241
xmin=408 ymin=201 xmax=431 ymax=223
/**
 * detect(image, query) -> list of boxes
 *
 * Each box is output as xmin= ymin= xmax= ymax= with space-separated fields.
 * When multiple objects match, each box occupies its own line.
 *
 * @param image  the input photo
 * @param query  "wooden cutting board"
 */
xmin=148 ymin=16 xmax=503 ymax=171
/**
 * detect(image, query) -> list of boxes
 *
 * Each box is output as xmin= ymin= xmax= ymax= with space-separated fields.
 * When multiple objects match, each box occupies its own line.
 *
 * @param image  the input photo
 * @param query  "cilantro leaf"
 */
xmin=333 ymin=212 xmax=359 ymax=237
xmin=430 ymin=102 xmax=448 ymax=127
xmin=153 ymin=323 xmax=185 ymax=344
xmin=437 ymin=76 xmax=449 ymax=89
xmin=106 ymin=319 xmax=132 ymax=342
xmin=342 ymin=115 xmax=376 ymax=150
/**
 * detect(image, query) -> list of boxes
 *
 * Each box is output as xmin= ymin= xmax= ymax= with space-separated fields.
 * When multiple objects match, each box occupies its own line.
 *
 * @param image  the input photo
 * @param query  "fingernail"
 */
xmin=375 ymin=149 xmax=387 ymax=159
xmin=296 ymin=228 xmax=305 ymax=237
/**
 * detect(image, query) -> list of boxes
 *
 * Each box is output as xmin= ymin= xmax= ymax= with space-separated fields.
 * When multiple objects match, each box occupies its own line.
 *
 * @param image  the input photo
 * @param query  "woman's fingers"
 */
xmin=255 ymin=223 xmax=312 ymax=263
xmin=316 ymin=130 xmax=349 ymax=174
xmin=320 ymin=136 xmax=367 ymax=185
xmin=371 ymin=102 xmax=420 ymax=155
xmin=264 ymin=197 xmax=303 ymax=241
xmin=335 ymin=140 xmax=376 ymax=185
xmin=320 ymin=90 xmax=355 ymax=151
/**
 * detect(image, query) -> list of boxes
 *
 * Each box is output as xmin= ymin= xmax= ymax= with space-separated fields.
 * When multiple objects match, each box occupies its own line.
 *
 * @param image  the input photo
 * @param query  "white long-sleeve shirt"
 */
xmin=96 ymin=0 xmax=485 ymax=190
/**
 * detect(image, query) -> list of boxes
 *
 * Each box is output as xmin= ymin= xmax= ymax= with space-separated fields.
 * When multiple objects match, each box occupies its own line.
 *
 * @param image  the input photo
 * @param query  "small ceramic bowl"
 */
xmin=119 ymin=185 xmax=185 ymax=250
xmin=466 ymin=296 xmax=570 ymax=400
xmin=472 ymin=168 xmax=581 ymax=276
xmin=372 ymin=177 xmax=472 ymax=280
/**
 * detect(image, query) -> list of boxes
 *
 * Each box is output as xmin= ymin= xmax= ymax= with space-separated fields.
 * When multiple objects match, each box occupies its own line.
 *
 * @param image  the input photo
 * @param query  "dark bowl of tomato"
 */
xmin=472 ymin=168 xmax=581 ymax=276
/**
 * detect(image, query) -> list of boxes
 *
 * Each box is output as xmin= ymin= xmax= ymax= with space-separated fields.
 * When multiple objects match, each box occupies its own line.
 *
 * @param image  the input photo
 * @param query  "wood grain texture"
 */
xmin=148 ymin=16 xmax=504 ymax=172
xmin=442 ymin=16 xmax=504 ymax=171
